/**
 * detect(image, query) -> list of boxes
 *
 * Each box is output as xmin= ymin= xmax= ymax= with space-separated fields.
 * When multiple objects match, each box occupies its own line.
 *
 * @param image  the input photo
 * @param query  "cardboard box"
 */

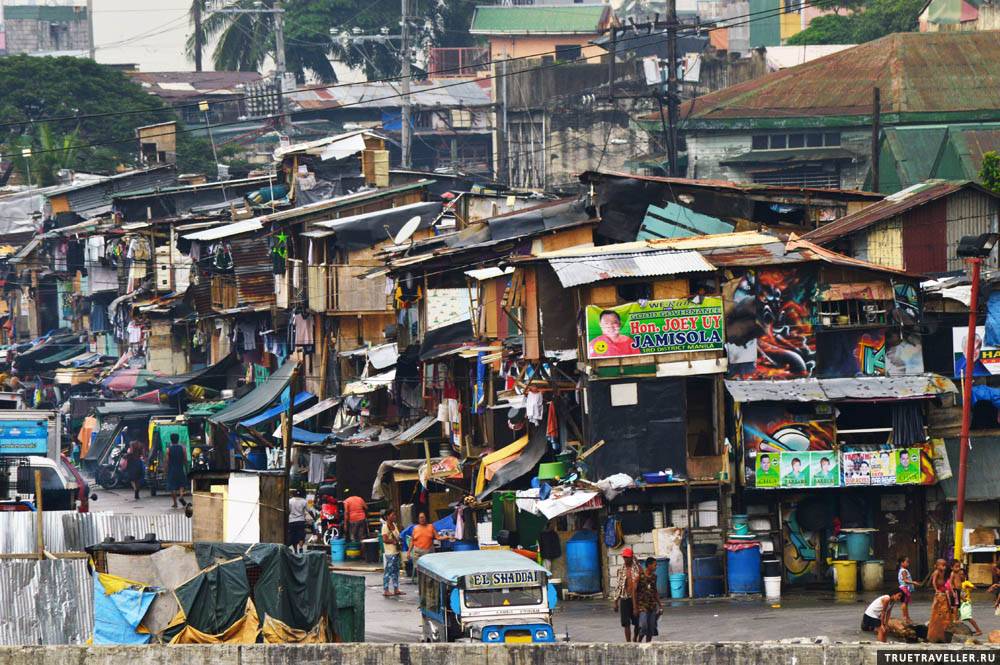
xmin=970 ymin=528 xmax=998 ymax=547
xmin=969 ymin=562 xmax=994 ymax=586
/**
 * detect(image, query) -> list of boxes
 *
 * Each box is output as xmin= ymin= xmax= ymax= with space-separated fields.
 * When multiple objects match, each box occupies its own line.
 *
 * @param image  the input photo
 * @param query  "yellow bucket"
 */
xmin=831 ymin=560 xmax=858 ymax=592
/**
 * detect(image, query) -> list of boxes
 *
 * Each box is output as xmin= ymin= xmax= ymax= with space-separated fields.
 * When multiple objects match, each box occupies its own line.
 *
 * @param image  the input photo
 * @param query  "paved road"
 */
xmin=88 ymin=475 xmax=186 ymax=514
xmin=361 ymin=574 xmax=999 ymax=644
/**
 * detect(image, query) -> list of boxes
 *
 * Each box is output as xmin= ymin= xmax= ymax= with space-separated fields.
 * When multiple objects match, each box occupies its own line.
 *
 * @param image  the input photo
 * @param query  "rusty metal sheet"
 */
xmin=725 ymin=373 xmax=957 ymax=402
xmin=229 ymin=236 xmax=275 ymax=307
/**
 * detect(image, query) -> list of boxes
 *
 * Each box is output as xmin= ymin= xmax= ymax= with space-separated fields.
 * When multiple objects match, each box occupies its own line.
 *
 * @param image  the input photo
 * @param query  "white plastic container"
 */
xmin=670 ymin=509 xmax=689 ymax=527
xmin=764 ymin=576 xmax=782 ymax=600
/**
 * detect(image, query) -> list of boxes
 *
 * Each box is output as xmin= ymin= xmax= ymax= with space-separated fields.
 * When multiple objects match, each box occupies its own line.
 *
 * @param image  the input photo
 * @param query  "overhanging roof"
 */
xmin=548 ymin=249 xmax=714 ymax=287
xmin=724 ymin=374 xmax=957 ymax=402
xmin=209 ymin=360 xmax=298 ymax=427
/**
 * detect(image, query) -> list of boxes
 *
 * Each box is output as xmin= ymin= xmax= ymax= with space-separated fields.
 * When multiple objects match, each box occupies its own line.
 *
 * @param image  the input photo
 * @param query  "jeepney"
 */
xmin=415 ymin=550 xmax=557 ymax=644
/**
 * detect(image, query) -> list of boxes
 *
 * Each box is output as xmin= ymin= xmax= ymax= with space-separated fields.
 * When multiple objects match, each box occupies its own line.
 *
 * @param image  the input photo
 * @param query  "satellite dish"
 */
xmin=394 ymin=215 xmax=422 ymax=245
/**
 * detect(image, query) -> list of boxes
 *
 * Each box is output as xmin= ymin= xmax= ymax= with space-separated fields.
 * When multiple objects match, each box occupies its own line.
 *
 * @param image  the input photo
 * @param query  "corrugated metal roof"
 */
xmin=548 ymin=249 xmax=714 ymax=287
xmin=229 ymin=236 xmax=274 ymax=308
xmin=802 ymin=180 xmax=991 ymax=245
xmin=940 ymin=436 xmax=998 ymax=501
xmin=724 ymin=373 xmax=957 ymax=402
xmin=288 ymin=80 xmax=491 ymax=112
xmin=470 ymin=4 xmax=610 ymax=34
xmin=673 ymin=32 xmax=1000 ymax=127
xmin=55 ymin=166 xmax=176 ymax=215
xmin=580 ymin=171 xmax=883 ymax=201
xmin=0 ymin=558 xmax=93 ymax=645
xmin=183 ymin=218 xmax=263 ymax=241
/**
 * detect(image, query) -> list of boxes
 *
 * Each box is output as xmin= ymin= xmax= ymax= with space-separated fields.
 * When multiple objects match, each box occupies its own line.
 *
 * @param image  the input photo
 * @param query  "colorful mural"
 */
xmin=742 ymin=404 xmax=835 ymax=453
xmin=819 ymin=330 xmax=887 ymax=377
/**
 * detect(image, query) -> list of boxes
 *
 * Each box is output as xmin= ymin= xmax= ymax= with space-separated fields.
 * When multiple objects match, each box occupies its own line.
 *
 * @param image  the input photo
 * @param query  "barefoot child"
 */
xmin=897 ymin=556 xmax=919 ymax=624
xmin=959 ymin=579 xmax=983 ymax=636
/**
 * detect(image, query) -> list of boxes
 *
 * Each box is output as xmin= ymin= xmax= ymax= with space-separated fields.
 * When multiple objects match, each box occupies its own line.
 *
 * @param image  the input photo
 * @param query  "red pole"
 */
xmin=954 ymin=256 xmax=981 ymax=561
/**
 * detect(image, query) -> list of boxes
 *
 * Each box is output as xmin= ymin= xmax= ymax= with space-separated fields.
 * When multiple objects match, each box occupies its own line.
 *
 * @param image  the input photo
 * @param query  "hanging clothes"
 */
xmin=525 ymin=390 xmax=544 ymax=426
xmin=292 ymin=313 xmax=314 ymax=346
xmin=126 ymin=320 xmax=143 ymax=346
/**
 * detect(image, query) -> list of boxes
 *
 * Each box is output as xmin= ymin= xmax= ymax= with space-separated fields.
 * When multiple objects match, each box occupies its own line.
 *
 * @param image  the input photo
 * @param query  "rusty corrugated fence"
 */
xmin=0 ymin=511 xmax=191 ymax=554
xmin=0 ymin=558 xmax=92 ymax=645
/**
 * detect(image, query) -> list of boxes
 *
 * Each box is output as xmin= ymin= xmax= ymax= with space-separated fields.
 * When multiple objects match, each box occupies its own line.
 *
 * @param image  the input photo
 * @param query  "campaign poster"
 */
xmin=869 ymin=450 xmax=896 ymax=486
xmin=754 ymin=452 xmax=780 ymax=488
xmin=895 ymin=447 xmax=923 ymax=484
xmin=952 ymin=325 xmax=1000 ymax=377
xmin=810 ymin=451 xmax=839 ymax=487
xmin=780 ymin=453 xmax=811 ymax=487
xmin=842 ymin=451 xmax=871 ymax=486
xmin=585 ymin=297 xmax=724 ymax=360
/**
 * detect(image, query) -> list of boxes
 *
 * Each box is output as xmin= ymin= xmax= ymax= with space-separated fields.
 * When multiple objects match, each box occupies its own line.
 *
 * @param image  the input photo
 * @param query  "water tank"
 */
xmin=566 ymin=530 xmax=601 ymax=594
xmin=726 ymin=544 xmax=762 ymax=594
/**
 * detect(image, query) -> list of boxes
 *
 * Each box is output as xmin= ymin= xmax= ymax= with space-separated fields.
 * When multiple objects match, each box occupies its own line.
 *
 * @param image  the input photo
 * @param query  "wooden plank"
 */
xmin=523 ymin=266 xmax=540 ymax=360
xmin=653 ymin=279 xmax=689 ymax=299
xmin=540 ymin=226 xmax=593 ymax=252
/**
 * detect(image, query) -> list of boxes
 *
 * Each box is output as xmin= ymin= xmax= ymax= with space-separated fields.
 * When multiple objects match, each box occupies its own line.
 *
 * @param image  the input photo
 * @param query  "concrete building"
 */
xmin=469 ymin=3 xmax=615 ymax=64
xmin=0 ymin=1 xmax=91 ymax=56
xmin=648 ymin=32 xmax=1000 ymax=191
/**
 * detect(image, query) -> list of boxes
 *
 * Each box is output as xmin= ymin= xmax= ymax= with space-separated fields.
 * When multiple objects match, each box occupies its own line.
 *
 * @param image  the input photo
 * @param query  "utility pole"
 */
xmin=212 ymin=1 xmax=290 ymax=134
xmin=871 ymin=87 xmax=881 ymax=193
xmin=666 ymin=0 xmax=680 ymax=177
xmin=608 ymin=27 xmax=617 ymax=100
xmin=400 ymin=0 xmax=412 ymax=168
xmin=86 ymin=0 xmax=95 ymax=61
xmin=193 ymin=0 xmax=204 ymax=73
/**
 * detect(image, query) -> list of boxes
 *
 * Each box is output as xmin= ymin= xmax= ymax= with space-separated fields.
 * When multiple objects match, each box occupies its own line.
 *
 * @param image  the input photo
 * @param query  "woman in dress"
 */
xmin=165 ymin=433 xmax=189 ymax=508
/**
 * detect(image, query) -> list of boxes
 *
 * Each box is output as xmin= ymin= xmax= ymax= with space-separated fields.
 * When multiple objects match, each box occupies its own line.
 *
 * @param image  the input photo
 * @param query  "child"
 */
xmin=946 ymin=560 xmax=964 ymax=621
xmin=897 ymin=556 xmax=919 ymax=624
xmin=959 ymin=580 xmax=982 ymax=635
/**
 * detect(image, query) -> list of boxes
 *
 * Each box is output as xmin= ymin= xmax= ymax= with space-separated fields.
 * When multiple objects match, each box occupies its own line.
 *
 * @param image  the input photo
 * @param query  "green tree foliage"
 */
xmin=0 ymin=55 xmax=220 ymax=182
xmin=189 ymin=0 xmax=476 ymax=82
xmin=786 ymin=0 xmax=925 ymax=45
xmin=980 ymin=151 xmax=1000 ymax=195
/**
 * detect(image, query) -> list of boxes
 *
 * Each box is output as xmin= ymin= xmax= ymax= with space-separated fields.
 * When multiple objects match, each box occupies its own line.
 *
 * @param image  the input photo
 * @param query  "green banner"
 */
xmin=585 ymin=297 xmax=724 ymax=360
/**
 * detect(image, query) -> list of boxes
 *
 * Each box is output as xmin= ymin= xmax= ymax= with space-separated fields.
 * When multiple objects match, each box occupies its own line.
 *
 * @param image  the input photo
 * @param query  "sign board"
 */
xmin=0 ymin=420 xmax=50 ymax=456
xmin=751 ymin=448 xmax=923 ymax=489
xmin=464 ymin=571 xmax=541 ymax=590
xmin=585 ymin=297 xmax=724 ymax=360
xmin=952 ymin=325 xmax=1000 ymax=377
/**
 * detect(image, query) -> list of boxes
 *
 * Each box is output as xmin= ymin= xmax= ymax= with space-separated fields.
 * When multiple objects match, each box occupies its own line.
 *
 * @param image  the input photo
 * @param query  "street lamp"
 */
xmin=21 ymin=147 xmax=32 ymax=190
xmin=953 ymin=232 xmax=1000 ymax=561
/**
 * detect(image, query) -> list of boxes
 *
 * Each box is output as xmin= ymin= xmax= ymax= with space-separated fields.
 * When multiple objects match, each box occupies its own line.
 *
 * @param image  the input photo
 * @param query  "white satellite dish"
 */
xmin=394 ymin=215 xmax=422 ymax=245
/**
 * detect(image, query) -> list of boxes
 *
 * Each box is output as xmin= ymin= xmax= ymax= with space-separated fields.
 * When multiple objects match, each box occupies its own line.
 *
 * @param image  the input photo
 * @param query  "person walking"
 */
xmin=343 ymin=492 xmax=368 ymax=542
xmin=124 ymin=440 xmax=145 ymax=501
xmin=287 ymin=489 xmax=309 ymax=553
xmin=165 ymin=433 xmax=189 ymax=509
xmin=632 ymin=557 xmax=662 ymax=643
xmin=381 ymin=509 xmax=404 ymax=597
xmin=896 ymin=556 xmax=919 ymax=624
xmin=613 ymin=547 xmax=641 ymax=642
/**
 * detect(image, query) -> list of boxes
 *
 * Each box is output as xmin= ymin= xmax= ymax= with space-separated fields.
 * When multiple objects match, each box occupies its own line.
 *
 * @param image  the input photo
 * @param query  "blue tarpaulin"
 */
xmin=92 ymin=572 xmax=157 ymax=645
xmin=238 ymin=391 xmax=314 ymax=428
xmin=290 ymin=427 xmax=332 ymax=443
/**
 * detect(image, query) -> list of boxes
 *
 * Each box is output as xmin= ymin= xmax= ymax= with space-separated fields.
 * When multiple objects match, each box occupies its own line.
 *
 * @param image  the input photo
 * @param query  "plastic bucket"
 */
xmin=345 ymin=541 xmax=362 ymax=560
xmin=831 ymin=560 xmax=858 ymax=592
xmin=732 ymin=514 xmax=749 ymax=536
xmin=845 ymin=532 xmax=872 ymax=561
xmin=762 ymin=558 xmax=782 ymax=577
xmin=330 ymin=538 xmax=346 ymax=562
xmin=862 ymin=560 xmax=884 ymax=592
xmin=656 ymin=559 xmax=671 ymax=596
xmin=669 ymin=572 xmax=687 ymax=598
xmin=764 ymin=576 xmax=782 ymax=600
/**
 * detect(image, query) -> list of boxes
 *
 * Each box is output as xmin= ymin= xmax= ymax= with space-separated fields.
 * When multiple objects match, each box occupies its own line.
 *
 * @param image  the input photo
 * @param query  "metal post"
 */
xmin=282 ymin=364 xmax=297 ymax=545
xmin=86 ymin=0 xmax=96 ymax=61
xmin=274 ymin=2 xmax=290 ymax=134
xmin=400 ymin=0 xmax=412 ymax=168
xmin=871 ymin=87 xmax=881 ymax=193
xmin=608 ymin=27 xmax=616 ymax=100
xmin=34 ymin=469 xmax=44 ymax=560
xmin=954 ymin=256 xmax=981 ymax=561
xmin=666 ymin=0 xmax=680 ymax=177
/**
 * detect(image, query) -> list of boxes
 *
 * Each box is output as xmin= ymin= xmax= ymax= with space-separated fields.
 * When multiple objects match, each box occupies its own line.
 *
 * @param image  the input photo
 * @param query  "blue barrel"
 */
xmin=566 ymin=530 xmax=600 ymax=594
xmin=656 ymin=559 xmax=670 ymax=596
xmin=669 ymin=573 xmax=687 ymax=598
xmin=453 ymin=540 xmax=479 ymax=552
xmin=692 ymin=555 xmax=725 ymax=598
xmin=330 ymin=538 xmax=346 ymax=562
xmin=727 ymin=545 xmax=762 ymax=593
xmin=246 ymin=450 xmax=267 ymax=470
xmin=845 ymin=532 xmax=872 ymax=561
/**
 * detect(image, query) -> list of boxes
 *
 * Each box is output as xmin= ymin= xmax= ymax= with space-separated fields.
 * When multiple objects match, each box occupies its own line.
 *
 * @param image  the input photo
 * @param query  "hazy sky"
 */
xmin=92 ymin=0 xmax=202 ymax=72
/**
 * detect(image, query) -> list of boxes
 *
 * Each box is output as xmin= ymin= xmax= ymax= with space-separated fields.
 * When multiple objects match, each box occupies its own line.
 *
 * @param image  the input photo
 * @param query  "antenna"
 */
xmin=393 ymin=215 xmax=422 ymax=245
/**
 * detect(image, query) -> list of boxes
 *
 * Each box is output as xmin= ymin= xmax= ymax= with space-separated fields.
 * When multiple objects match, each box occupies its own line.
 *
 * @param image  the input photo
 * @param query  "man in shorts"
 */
xmin=613 ymin=547 xmax=641 ymax=641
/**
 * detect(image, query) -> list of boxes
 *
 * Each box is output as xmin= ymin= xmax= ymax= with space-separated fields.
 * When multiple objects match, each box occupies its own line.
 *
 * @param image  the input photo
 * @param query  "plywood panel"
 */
xmin=540 ymin=226 xmax=593 ymax=252
xmin=523 ymin=267 xmax=540 ymax=360
xmin=192 ymin=491 xmax=224 ymax=541
xmin=653 ymin=279 xmax=689 ymax=299
xmin=588 ymin=285 xmax=617 ymax=307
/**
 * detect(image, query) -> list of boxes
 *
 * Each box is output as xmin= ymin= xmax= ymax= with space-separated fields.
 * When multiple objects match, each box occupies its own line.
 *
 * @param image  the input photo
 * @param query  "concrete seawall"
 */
xmin=3 ymin=642 xmax=995 ymax=665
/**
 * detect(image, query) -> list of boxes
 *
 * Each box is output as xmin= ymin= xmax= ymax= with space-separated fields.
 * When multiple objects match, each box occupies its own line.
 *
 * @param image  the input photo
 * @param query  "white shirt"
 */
xmin=864 ymin=595 xmax=890 ymax=619
xmin=288 ymin=496 xmax=308 ymax=523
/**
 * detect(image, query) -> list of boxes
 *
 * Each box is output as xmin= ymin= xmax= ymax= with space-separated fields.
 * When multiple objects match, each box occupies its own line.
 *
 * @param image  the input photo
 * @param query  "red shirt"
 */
xmin=343 ymin=495 xmax=367 ymax=523
xmin=589 ymin=334 xmax=636 ymax=358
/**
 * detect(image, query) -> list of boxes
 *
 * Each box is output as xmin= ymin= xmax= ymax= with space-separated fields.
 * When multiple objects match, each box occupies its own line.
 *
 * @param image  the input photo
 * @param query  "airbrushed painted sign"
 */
xmin=585 ymin=298 xmax=724 ymax=360
xmin=464 ymin=571 xmax=541 ymax=590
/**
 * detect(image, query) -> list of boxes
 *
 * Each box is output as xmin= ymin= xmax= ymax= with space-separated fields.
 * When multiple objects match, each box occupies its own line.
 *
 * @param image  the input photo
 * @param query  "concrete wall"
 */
xmin=4 ymin=642 xmax=994 ymax=665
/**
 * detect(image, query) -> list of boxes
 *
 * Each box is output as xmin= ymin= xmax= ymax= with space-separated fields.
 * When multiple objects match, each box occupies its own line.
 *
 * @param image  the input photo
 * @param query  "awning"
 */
xmin=396 ymin=415 xmax=439 ymax=444
xmin=313 ymin=201 xmax=443 ymax=251
xmin=464 ymin=266 xmax=514 ymax=281
xmin=183 ymin=219 xmax=263 ymax=241
xmin=96 ymin=401 xmax=178 ymax=418
xmin=343 ymin=369 xmax=395 ymax=395
xmin=724 ymin=373 xmax=957 ymax=403
xmin=547 ymin=249 xmax=714 ymax=288
xmin=289 ymin=427 xmax=333 ymax=444
xmin=148 ymin=354 xmax=240 ymax=391
xmin=475 ymin=428 xmax=548 ymax=500
xmin=269 ymin=397 xmax=340 ymax=437
xmin=239 ymin=391 xmax=314 ymax=428
xmin=419 ymin=320 xmax=475 ymax=361
xmin=940 ymin=436 xmax=994 ymax=501
xmin=720 ymin=147 xmax=855 ymax=166
xmin=371 ymin=456 xmax=462 ymax=500
xmin=209 ymin=360 xmax=299 ymax=427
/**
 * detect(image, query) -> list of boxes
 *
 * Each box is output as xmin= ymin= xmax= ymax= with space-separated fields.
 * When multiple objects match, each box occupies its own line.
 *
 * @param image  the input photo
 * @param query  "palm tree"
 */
xmin=186 ymin=0 xmax=336 ymax=83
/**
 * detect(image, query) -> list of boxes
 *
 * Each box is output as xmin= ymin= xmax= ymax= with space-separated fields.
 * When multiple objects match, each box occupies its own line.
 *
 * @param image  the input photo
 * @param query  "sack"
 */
xmin=604 ymin=515 xmax=623 ymax=548
xmin=959 ymin=601 xmax=973 ymax=622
